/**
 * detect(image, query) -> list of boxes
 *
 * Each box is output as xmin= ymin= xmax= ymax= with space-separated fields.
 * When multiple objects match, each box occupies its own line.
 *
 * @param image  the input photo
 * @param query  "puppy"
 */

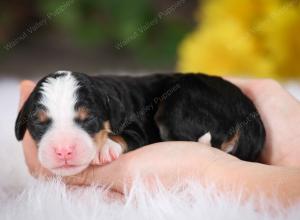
xmin=15 ymin=71 xmax=265 ymax=176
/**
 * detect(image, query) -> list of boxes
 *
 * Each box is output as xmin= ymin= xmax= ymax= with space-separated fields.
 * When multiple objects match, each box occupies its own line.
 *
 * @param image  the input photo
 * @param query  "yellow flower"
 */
xmin=177 ymin=0 xmax=300 ymax=79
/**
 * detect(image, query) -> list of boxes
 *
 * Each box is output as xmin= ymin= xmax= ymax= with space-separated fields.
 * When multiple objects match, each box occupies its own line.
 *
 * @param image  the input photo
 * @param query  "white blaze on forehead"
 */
xmin=55 ymin=70 xmax=72 ymax=75
xmin=40 ymin=73 xmax=79 ymax=125
xmin=37 ymin=73 xmax=97 ymax=176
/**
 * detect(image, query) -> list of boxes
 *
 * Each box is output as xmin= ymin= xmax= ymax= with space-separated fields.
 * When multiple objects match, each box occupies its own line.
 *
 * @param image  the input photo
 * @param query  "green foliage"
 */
xmin=36 ymin=0 xmax=192 ymax=67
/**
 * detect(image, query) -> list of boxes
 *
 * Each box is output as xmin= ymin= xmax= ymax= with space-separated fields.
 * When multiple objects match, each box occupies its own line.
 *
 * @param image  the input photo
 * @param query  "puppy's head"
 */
xmin=15 ymin=71 xmax=108 ymax=176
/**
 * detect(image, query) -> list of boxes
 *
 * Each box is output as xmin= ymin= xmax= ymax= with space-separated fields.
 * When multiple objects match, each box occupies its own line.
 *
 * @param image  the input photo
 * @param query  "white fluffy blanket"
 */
xmin=1 ymin=79 xmax=300 ymax=220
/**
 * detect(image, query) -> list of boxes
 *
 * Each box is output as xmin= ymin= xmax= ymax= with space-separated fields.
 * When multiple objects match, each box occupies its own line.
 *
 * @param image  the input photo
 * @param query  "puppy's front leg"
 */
xmin=93 ymin=130 xmax=127 ymax=165
xmin=98 ymin=138 xmax=122 ymax=164
xmin=92 ymin=121 xmax=144 ymax=165
xmin=99 ymin=135 xmax=128 ymax=164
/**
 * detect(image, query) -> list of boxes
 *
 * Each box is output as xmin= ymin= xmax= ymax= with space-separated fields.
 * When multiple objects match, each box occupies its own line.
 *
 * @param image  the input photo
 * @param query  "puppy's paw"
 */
xmin=98 ymin=138 xmax=123 ymax=165
xmin=198 ymin=132 xmax=212 ymax=146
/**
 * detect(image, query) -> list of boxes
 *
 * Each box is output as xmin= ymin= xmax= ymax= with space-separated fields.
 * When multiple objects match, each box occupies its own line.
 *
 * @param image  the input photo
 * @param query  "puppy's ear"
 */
xmin=15 ymin=98 xmax=31 ymax=141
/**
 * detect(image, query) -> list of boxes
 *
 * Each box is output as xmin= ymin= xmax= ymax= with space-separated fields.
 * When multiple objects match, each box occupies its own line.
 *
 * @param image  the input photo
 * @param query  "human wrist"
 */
xmin=173 ymin=144 xmax=241 ymax=184
xmin=205 ymin=158 xmax=300 ymax=206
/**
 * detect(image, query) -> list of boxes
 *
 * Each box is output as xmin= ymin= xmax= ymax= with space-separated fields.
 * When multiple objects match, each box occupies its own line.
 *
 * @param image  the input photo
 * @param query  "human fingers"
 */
xmin=18 ymin=80 xmax=36 ymax=109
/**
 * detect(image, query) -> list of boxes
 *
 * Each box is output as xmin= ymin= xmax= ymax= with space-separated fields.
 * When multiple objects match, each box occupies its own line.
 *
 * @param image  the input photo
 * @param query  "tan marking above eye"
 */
xmin=37 ymin=110 xmax=49 ymax=123
xmin=76 ymin=106 xmax=90 ymax=121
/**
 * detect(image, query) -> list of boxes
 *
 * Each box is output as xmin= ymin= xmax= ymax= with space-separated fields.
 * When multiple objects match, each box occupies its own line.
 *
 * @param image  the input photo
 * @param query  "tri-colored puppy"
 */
xmin=15 ymin=71 xmax=265 ymax=176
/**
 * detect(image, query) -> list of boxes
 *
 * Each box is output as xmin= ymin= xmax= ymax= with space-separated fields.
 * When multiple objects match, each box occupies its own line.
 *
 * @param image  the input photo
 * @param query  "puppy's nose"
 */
xmin=55 ymin=146 xmax=75 ymax=160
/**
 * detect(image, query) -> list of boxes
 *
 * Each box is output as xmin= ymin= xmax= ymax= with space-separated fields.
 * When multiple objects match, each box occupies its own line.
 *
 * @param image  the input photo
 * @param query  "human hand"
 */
xmin=228 ymin=78 xmax=300 ymax=167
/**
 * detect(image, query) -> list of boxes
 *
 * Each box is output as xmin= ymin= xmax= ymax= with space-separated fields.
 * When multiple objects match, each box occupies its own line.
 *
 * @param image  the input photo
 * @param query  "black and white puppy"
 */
xmin=15 ymin=71 xmax=265 ymax=176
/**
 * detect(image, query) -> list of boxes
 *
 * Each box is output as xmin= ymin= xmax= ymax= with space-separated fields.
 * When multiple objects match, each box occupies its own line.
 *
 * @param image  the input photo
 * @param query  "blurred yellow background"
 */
xmin=178 ymin=0 xmax=300 ymax=80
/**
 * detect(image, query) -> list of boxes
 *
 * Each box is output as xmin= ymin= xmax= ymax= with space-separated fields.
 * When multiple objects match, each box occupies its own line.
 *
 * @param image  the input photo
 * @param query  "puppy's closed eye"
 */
xmin=74 ymin=106 xmax=100 ymax=135
xmin=36 ymin=110 xmax=50 ymax=124
xmin=76 ymin=106 xmax=90 ymax=121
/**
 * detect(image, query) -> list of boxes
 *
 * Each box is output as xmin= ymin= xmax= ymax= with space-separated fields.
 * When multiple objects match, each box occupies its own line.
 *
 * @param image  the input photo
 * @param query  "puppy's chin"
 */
xmin=48 ymin=164 xmax=89 ymax=176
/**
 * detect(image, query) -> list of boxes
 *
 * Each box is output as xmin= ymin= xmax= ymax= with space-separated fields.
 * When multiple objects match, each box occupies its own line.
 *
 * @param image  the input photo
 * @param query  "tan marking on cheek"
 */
xmin=37 ymin=110 xmax=49 ymax=123
xmin=221 ymin=132 xmax=240 ymax=153
xmin=76 ymin=106 xmax=90 ymax=121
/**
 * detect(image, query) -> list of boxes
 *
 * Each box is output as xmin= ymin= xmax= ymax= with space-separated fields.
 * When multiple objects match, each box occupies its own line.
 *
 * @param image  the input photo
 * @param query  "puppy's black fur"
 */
xmin=15 ymin=72 xmax=266 ymax=162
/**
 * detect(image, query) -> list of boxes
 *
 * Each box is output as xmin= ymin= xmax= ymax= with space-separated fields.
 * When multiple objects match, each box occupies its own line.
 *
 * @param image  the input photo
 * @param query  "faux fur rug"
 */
xmin=0 ymin=79 xmax=300 ymax=220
